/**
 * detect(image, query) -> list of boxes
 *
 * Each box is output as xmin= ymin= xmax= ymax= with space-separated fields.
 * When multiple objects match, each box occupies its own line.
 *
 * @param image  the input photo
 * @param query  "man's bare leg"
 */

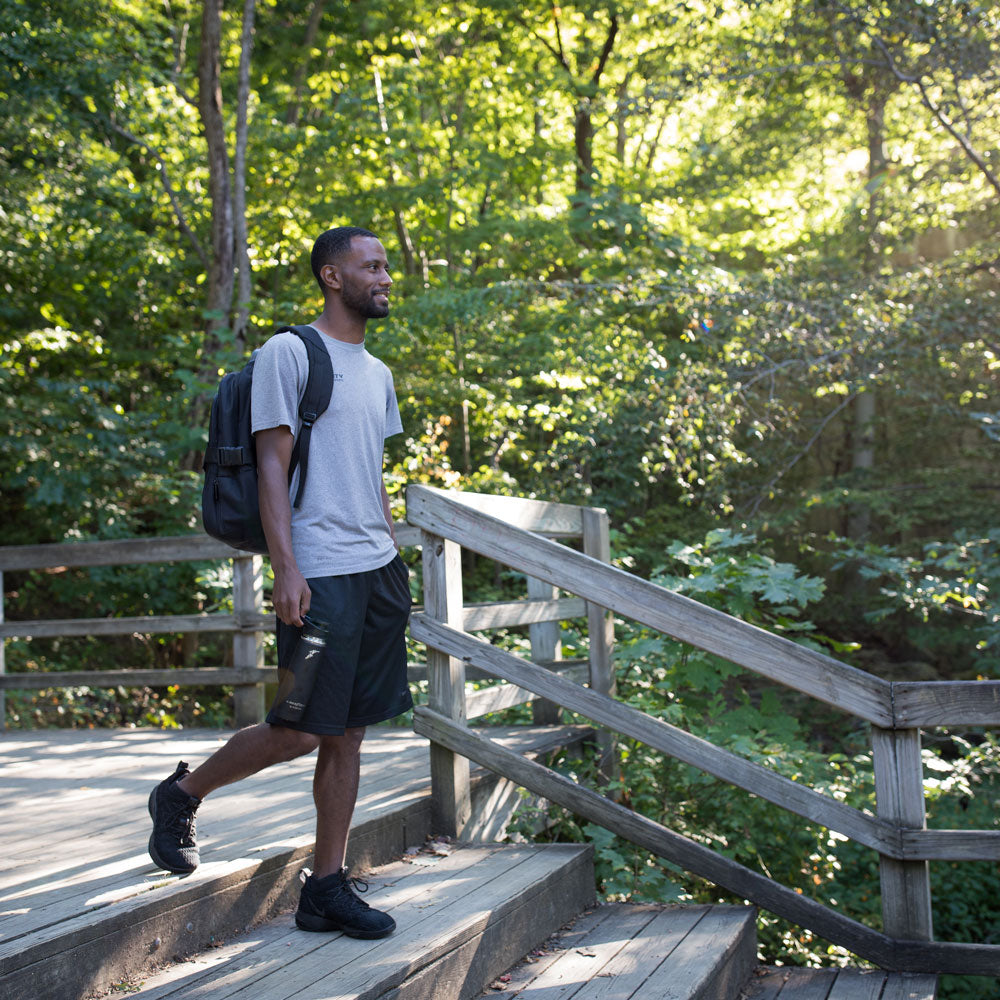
xmin=311 ymin=727 xmax=365 ymax=878
xmin=177 ymin=722 xmax=320 ymax=800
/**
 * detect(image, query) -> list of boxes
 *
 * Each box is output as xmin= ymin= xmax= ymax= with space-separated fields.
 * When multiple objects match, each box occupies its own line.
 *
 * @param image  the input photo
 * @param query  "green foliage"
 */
xmin=823 ymin=531 xmax=1000 ymax=679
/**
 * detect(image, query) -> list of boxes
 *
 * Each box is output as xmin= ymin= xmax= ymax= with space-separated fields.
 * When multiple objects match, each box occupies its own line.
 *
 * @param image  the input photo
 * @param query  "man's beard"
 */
xmin=341 ymin=277 xmax=389 ymax=319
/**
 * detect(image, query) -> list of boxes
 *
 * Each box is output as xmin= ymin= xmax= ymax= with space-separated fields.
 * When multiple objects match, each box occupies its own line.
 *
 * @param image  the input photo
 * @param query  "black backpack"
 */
xmin=201 ymin=325 xmax=334 ymax=553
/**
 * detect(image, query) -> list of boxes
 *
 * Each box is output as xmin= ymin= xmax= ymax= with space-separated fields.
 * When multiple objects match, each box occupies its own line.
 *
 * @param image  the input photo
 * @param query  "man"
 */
xmin=147 ymin=226 xmax=412 ymax=940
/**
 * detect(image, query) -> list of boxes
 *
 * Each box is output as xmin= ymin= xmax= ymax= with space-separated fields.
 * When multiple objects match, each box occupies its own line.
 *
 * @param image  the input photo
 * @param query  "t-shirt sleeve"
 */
xmin=385 ymin=371 xmax=403 ymax=439
xmin=251 ymin=333 xmax=308 ymax=434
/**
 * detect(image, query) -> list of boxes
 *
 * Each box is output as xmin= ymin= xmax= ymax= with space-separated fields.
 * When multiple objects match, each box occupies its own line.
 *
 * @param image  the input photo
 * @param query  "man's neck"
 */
xmin=311 ymin=308 xmax=366 ymax=344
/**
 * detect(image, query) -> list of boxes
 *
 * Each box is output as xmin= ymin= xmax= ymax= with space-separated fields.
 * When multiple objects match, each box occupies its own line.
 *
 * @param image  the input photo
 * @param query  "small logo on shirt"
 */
xmin=333 ymin=372 xmax=345 ymax=382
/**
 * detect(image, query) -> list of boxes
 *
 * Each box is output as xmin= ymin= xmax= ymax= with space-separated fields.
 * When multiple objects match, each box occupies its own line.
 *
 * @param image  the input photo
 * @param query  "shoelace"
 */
xmin=302 ymin=868 xmax=371 ymax=909
xmin=338 ymin=872 xmax=371 ymax=909
xmin=346 ymin=874 xmax=369 ymax=895
xmin=164 ymin=790 xmax=197 ymax=846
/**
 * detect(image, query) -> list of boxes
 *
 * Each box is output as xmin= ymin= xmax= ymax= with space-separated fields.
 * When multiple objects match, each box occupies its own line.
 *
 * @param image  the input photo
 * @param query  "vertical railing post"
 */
xmin=528 ymin=575 xmax=561 ymax=725
xmin=232 ymin=553 xmax=265 ymax=728
xmin=421 ymin=530 xmax=471 ymax=837
xmin=581 ymin=508 xmax=615 ymax=699
xmin=0 ymin=569 xmax=6 ymax=732
xmin=872 ymin=726 xmax=934 ymax=942
xmin=581 ymin=508 xmax=615 ymax=777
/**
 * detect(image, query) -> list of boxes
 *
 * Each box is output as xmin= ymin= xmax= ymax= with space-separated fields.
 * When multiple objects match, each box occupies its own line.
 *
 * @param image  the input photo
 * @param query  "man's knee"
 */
xmin=319 ymin=726 xmax=365 ymax=758
xmin=266 ymin=723 xmax=321 ymax=759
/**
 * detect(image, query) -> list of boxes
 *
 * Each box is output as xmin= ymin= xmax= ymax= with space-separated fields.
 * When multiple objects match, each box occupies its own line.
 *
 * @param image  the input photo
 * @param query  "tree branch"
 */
xmin=105 ymin=118 xmax=210 ymax=271
xmin=834 ymin=1 xmax=1000 ymax=200
xmin=743 ymin=393 xmax=857 ymax=517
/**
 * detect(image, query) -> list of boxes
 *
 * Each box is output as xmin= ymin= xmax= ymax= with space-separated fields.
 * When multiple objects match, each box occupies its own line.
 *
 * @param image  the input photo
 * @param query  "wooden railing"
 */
xmin=0 ymin=509 xmax=611 ymax=733
xmin=0 ymin=525 xmax=411 ymax=729
xmin=407 ymin=485 xmax=1000 ymax=977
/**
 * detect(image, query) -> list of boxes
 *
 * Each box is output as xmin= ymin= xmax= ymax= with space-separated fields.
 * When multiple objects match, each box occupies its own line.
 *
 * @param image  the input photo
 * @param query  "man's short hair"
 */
xmin=311 ymin=226 xmax=379 ymax=292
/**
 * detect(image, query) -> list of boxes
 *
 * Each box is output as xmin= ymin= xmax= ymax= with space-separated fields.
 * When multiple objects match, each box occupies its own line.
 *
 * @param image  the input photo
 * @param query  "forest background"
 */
xmin=1 ymin=0 xmax=999 ymax=991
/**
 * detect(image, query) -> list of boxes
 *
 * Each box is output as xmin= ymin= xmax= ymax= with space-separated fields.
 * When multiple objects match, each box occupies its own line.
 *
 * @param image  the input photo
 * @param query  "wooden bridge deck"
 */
xmin=0 ymin=722 xmax=588 ymax=999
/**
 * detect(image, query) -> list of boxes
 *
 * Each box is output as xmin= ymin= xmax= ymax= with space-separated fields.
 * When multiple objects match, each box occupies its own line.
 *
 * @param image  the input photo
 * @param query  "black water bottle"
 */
xmin=272 ymin=614 xmax=328 ymax=722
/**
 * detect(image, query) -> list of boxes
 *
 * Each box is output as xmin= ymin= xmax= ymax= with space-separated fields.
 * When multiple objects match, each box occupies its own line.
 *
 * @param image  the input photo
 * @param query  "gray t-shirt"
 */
xmin=250 ymin=328 xmax=403 ymax=578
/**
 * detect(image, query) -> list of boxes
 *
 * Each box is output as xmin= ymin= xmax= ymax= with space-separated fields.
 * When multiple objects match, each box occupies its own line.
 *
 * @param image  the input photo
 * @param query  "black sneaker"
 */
xmin=148 ymin=760 xmax=201 ymax=874
xmin=296 ymin=868 xmax=396 ymax=938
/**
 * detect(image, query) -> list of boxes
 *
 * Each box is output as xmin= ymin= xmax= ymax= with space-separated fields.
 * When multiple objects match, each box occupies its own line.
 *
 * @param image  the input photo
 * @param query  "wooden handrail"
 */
xmin=0 ymin=524 xmax=424 ymax=572
xmin=410 ymin=614 xmax=1000 ymax=863
xmin=408 ymin=484 xmax=1000 ymax=976
xmin=406 ymin=485 xmax=897 ymax=726
xmin=413 ymin=706 xmax=1000 ymax=977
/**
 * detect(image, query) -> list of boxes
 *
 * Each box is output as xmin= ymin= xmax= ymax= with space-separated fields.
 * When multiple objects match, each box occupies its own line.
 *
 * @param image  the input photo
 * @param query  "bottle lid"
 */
xmin=302 ymin=613 xmax=329 ymax=633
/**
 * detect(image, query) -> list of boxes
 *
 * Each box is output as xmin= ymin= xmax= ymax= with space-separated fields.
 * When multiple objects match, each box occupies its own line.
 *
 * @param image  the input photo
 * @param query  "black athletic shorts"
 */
xmin=266 ymin=553 xmax=414 ymax=735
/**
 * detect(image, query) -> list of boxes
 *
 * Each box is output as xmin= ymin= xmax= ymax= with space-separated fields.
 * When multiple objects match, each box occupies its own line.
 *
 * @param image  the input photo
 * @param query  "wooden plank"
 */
xmin=528 ymin=575 xmax=562 ymax=725
xmin=405 ymin=485 xmax=893 ymax=726
xmin=878 ymin=973 xmax=938 ymax=1000
xmin=134 ymin=845 xmax=520 ymax=1000
xmin=410 ymin=617 xmax=903 ymax=857
xmin=0 ymin=612 xmax=266 ymax=640
xmin=0 ymin=523 xmax=417 ymax=573
xmin=581 ymin=507 xmax=614 ymax=700
xmin=421 ymin=531 xmax=471 ymax=837
xmin=568 ymin=905 xmax=711 ymax=1000
xmin=485 ymin=903 xmax=667 ymax=1000
xmin=72 ymin=846 xmax=514 ymax=1000
xmin=0 ymin=727 xmax=588 ymax=999
xmin=414 ymin=490 xmax=587 ymax=537
xmin=902 ymin=828 xmax=1000 ymax=862
xmin=462 ymin=596 xmax=587 ymax=631
xmin=892 ymin=681 xmax=1000 ymax=727
xmin=742 ymin=968 xmax=792 ymax=999
xmin=0 ymin=569 xmax=6 ymax=730
xmin=871 ymin=728 xmax=933 ymax=942
xmin=581 ymin=506 xmax=616 ymax=781
xmin=0 ymin=534 xmax=240 ymax=571
xmin=472 ymin=903 xmax=624 ymax=999
xmin=630 ymin=906 xmax=755 ymax=1000
xmin=231 ymin=553 xmax=265 ymax=726
xmin=465 ymin=663 xmax=589 ymax=720
xmin=383 ymin=845 xmax=594 ymax=1000
xmin=826 ymin=969 xmax=886 ymax=1000
xmin=759 ymin=968 xmax=838 ymax=1000
xmin=413 ymin=705 xmax=896 ymax=969
xmin=394 ymin=522 xmax=422 ymax=549
xmin=0 ymin=667 xmax=276 ymax=691
xmin=132 ymin=843 xmax=591 ymax=1000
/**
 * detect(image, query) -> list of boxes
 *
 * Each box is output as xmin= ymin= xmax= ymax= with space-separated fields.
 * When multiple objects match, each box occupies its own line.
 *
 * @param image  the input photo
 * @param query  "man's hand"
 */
xmin=272 ymin=567 xmax=311 ymax=627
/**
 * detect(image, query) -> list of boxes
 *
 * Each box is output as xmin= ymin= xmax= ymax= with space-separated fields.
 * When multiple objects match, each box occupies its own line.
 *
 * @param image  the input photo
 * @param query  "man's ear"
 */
xmin=321 ymin=263 xmax=341 ymax=291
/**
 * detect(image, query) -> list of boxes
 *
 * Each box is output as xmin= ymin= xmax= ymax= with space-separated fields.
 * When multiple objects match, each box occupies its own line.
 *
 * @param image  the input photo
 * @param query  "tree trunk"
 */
xmin=232 ymin=0 xmax=257 ymax=350
xmin=847 ymin=385 xmax=875 ymax=540
xmin=198 ymin=0 xmax=235 ymax=350
xmin=568 ymin=14 xmax=618 ymax=240
xmin=865 ymin=91 xmax=888 ymax=261
xmin=285 ymin=0 xmax=325 ymax=126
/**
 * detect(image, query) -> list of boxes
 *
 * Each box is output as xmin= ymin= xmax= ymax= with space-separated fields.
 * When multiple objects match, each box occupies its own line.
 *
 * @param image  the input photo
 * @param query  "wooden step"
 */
xmin=0 ymin=724 xmax=591 ymax=1000
xmin=476 ymin=901 xmax=757 ymax=1000
xmin=108 ymin=842 xmax=595 ymax=1000
xmin=744 ymin=966 xmax=937 ymax=999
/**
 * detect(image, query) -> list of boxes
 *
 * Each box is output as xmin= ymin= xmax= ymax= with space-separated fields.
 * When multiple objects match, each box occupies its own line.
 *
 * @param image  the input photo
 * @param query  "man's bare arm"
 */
xmin=257 ymin=426 xmax=310 ymax=626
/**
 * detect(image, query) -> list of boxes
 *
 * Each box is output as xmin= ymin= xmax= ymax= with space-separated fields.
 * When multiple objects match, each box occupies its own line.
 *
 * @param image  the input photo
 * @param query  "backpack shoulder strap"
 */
xmin=273 ymin=324 xmax=334 ymax=509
